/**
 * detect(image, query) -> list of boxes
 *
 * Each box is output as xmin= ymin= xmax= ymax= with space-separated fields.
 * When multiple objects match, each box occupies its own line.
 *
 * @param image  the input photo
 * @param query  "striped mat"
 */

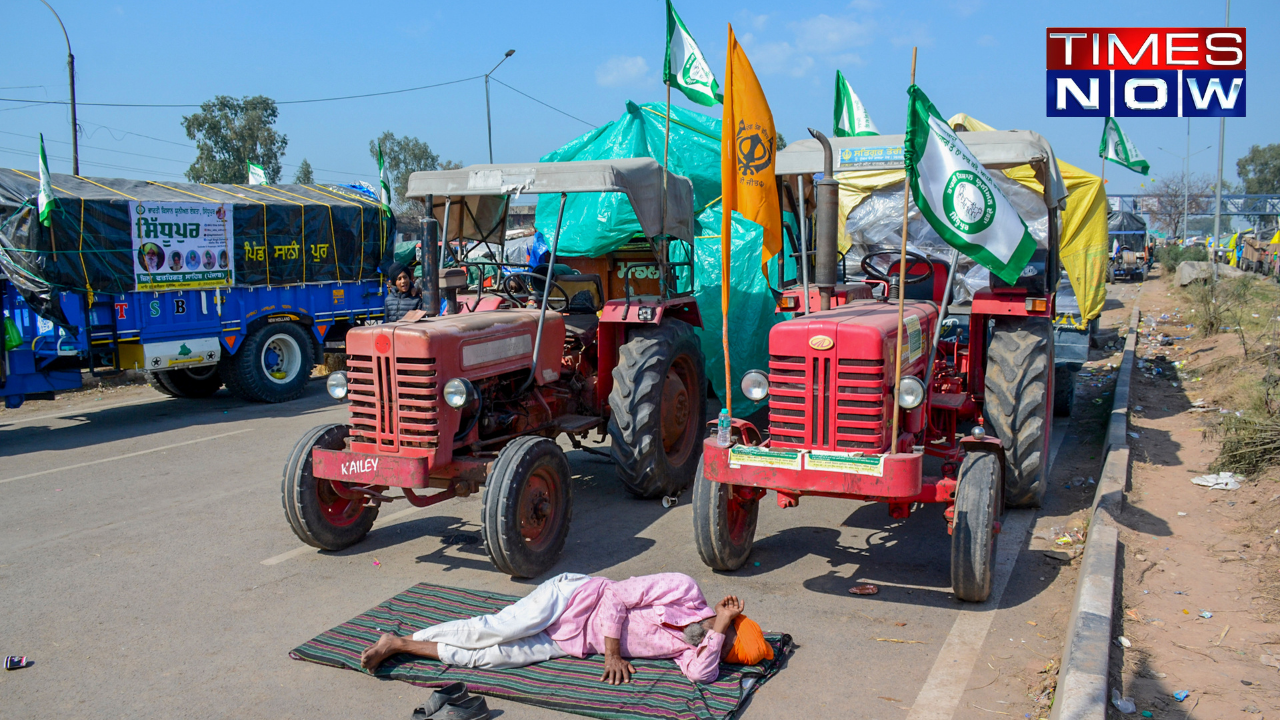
xmin=290 ymin=583 xmax=792 ymax=720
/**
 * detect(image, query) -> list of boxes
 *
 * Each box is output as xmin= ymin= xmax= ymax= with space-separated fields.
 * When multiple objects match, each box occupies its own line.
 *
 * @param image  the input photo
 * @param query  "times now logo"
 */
xmin=1046 ymin=28 xmax=1246 ymax=118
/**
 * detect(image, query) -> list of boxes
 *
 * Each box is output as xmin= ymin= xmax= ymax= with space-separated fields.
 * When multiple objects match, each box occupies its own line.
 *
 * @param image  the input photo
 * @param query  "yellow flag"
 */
xmin=721 ymin=25 xmax=781 ymax=281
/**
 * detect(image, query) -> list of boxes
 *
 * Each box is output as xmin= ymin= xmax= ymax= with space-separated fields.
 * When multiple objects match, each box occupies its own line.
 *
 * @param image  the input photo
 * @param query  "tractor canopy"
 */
xmin=1108 ymin=212 xmax=1148 ymax=252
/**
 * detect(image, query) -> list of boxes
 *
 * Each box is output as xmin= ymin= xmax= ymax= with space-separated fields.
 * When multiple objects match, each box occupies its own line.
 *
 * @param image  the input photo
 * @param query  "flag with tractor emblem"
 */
xmin=834 ymin=70 xmax=879 ymax=137
xmin=1099 ymin=117 xmax=1150 ymax=176
xmin=377 ymin=142 xmax=393 ymax=216
xmin=904 ymin=84 xmax=1036 ymax=285
xmin=38 ymin=134 xmax=56 ymax=227
xmin=665 ymin=0 xmax=721 ymax=107
xmin=247 ymin=161 xmax=268 ymax=185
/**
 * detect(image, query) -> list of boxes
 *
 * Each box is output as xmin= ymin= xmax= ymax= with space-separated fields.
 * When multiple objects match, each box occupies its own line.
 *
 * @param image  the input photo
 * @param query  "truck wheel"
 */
xmin=159 ymin=366 xmax=223 ymax=398
xmin=482 ymin=437 xmax=573 ymax=578
xmin=951 ymin=451 xmax=1001 ymax=602
xmin=221 ymin=323 xmax=314 ymax=403
xmin=983 ymin=316 xmax=1050 ymax=508
xmin=282 ymin=424 xmax=378 ymax=550
xmin=692 ymin=457 xmax=759 ymax=571
xmin=608 ymin=319 xmax=707 ymax=499
xmin=1053 ymin=366 xmax=1074 ymax=417
xmin=147 ymin=371 xmax=181 ymax=398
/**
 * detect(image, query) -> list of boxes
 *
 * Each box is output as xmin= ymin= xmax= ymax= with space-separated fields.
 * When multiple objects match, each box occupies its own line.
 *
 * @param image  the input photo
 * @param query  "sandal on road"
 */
xmin=429 ymin=695 xmax=491 ymax=720
xmin=411 ymin=682 xmax=469 ymax=720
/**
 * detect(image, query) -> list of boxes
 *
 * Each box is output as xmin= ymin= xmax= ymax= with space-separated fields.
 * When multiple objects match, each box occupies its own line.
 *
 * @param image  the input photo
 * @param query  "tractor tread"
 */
xmin=983 ymin=317 xmax=1051 ymax=508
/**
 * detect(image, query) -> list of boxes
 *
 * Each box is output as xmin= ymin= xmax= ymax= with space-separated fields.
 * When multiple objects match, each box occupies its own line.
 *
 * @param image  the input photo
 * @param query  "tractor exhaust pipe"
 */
xmin=808 ymin=129 xmax=838 ymax=311
xmin=421 ymin=195 xmax=440 ymax=317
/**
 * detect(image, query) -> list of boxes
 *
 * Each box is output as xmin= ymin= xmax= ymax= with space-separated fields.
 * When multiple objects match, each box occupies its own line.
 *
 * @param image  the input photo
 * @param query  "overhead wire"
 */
xmin=489 ymin=77 xmax=597 ymax=128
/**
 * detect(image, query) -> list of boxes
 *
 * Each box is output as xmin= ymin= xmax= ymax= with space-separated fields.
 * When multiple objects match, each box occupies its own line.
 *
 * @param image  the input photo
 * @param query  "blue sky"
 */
xmin=3 ymin=0 xmax=1273 ymax=200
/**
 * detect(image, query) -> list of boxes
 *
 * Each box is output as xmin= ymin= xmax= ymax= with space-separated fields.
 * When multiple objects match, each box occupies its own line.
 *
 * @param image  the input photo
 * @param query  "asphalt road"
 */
xmin=0 ymin=369 xmax=1098 ymax=719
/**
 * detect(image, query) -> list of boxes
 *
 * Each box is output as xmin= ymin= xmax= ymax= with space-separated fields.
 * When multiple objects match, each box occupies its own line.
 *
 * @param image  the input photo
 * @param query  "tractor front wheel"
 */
xmin=983 ymin=316 xmax=1051 ymax=508
xmin=482 ymin=437 xmax=573 ymax=578
xmin=951 ymin=451 xmax=1002 ymax=602
xmin=608 ymin=319 xmax=707 ymax=499
xmin=282 ymin=424 xmax=379 ymax=550
xmin=692 ymin=457 xmax=759 ymax=571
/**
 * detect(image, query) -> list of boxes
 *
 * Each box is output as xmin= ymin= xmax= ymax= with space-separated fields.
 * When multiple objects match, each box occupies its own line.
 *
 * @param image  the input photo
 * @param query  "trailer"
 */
xmin=1107 ymin=211 xmax=1149 ymax=283
xmin=0 ymin=172 xmax=392 ymax=408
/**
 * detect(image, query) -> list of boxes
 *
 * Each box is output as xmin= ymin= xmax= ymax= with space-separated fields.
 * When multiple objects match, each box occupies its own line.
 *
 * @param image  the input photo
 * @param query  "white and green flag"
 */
xmin=37 ymin=133 xmax=55 ymax=227
xmin=664 ymin=0 xmax=720 ymax=107
xmin=1099 ymin=117 xmax=1150 ymax=176
xmin=904 ymin=85 xmax=1036 ymax=285
xmin=247 ymin=161 xmax=268 ymax=185
xmin=834 ymin=70 xmax=878 ymax=137
xmin=377 ymin=143 xmax=393 ymax=216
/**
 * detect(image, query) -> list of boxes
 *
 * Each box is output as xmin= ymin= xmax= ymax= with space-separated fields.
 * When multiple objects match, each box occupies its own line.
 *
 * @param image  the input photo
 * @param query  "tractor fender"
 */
xmin=960 ymin=435 xmax=1007 ymax=467
xmin=599 ymin=296 xmax=702 ymax=329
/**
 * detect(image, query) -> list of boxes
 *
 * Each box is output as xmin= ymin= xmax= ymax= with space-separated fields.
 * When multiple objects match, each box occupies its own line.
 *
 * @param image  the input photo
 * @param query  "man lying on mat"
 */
xmin=360 ymin=572 xmax=772 ymax=684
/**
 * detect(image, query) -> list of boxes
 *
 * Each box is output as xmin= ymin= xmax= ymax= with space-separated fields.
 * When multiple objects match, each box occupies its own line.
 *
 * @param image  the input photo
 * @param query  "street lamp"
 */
xmin=485 ymin=49 xmax=516 ymax=164
xmin=38 ymin=0 xmax=78 ymax=176
xmin=1157 ymin=131 xmax=1212 ymax=244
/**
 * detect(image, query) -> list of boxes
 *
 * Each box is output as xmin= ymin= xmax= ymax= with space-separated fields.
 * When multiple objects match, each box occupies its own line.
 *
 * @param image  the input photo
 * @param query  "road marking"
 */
xmin=905 ymin=509 xmax=1035 ymax=720
xmin=0 ymin=428 xmax=250 ymax=485
xmin=261 ymin=504 xmax=428 ymax=566
xmin=0 ymin=396 xmax=170 ymax=428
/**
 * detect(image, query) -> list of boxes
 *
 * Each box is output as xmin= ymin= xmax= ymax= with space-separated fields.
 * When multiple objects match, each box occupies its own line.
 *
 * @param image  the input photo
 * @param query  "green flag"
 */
xmin=833 ymin=70 xmax=879 ymax=137
xmin=37 ymin=133 xmax=55 ymax=227
xmin=247 ymin=161 xmax=268 ymax=185
xmin=664 ymin=0 xmax=720 ymax=107
xmin=377 ymin=142 xmax=393 ymax=216
xmin=1099 ymin=117 xmax=1150 ymax=176
xmin=904 ymin=85 xmax=1036 ymax=285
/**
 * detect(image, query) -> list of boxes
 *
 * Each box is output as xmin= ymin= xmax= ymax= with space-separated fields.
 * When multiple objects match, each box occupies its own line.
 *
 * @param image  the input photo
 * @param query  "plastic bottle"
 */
xmin=716 ymin=409 xmax=732 ymax=447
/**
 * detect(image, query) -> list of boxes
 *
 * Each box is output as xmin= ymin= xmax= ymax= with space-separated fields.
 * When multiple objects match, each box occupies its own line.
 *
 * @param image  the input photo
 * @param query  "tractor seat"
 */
xmin=531 ymin=265 xmax=604 ymax=314
xmin=562 ymin=313 xmax=600 ymax=341
xmin=890 ymin=259 xmax=951 ymax=304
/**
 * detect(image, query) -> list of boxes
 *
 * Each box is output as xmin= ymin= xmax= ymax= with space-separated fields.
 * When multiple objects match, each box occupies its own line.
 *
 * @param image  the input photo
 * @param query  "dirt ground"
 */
xmin=1112 ymin=268 xmax=1280 ymax=717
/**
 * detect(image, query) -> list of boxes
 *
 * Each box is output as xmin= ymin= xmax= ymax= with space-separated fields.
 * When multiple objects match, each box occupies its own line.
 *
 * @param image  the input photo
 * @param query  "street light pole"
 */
xmin=39 ymin=0 xmax=77 ymax=176
xmin=485 ymin=49 xmax=515 ymax=164
xmin=1211 ymin=0 xmax=1231 ymax=283
xmin=1183 ymin=118 xmax=1190 ymax=244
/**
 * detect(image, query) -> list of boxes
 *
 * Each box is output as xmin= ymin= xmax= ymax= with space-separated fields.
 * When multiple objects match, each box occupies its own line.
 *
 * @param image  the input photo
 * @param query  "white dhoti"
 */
xmin=412 ymin=572 xmax=590 ymax=669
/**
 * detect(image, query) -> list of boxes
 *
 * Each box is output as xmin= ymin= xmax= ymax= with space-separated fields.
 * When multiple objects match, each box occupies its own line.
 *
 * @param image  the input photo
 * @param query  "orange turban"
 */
xmin=723 ymin=615 xmax=774 ymax=665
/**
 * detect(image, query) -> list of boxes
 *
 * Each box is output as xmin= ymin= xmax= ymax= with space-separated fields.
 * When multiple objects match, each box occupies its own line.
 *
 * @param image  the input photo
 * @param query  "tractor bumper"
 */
xmin=311 ymin=448 xmax=434 ymax=487
xmin=700 ymin=438 xmax=926 ymax=500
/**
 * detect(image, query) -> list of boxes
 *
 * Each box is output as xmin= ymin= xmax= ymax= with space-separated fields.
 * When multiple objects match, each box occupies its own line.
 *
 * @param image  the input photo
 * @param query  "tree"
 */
xmin=1147 ymin=171 xmax=1214 ymax=238
xmin=182 ymin=96 xmax=288 ymax=184
xmin=1237 ymin=144 xmax=1280 ymax=195
xmin=293 ymin=159 xmax=314 ymax=184
xmin=368 ymin=132 xmax=461 ymax=214
xmin=776 ymin=132 xmax=787 ymax=152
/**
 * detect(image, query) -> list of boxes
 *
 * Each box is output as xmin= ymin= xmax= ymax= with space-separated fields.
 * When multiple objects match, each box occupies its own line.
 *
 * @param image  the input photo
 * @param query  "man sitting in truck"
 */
xmin=359 ymin=572 xmax=772 ymax=684
xmin=383 ymin=262 xmax=422 ymax=322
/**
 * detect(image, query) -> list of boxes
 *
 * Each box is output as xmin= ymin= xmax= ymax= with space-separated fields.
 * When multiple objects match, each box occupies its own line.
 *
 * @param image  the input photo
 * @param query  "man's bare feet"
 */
xmin=360 ymin=633 xmax=403 ymax=670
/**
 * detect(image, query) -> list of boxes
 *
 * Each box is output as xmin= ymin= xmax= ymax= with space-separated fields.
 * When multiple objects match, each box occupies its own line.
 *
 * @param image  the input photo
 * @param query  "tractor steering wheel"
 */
xmin=860 ymin=249 xmax=935 ymax=285
xmin=498 ymin=271 xmax=571 ymax=312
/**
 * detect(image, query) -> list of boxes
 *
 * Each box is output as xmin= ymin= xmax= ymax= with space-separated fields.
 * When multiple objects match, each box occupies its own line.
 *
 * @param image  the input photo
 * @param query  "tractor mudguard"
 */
xmin=599 ymin=296 xmax=702 ymax=328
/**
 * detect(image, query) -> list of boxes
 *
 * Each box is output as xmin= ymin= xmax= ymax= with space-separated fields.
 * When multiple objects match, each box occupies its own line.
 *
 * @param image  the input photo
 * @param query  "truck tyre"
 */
xmin=608 ymin=319 xmax=707 ymax=499
xmin=159 ymin=366 xmax=223 ymax=398
xmin=221 ymin=322 xmax=313 ymax=403
xmin=951 ymin=451 xmax=1001 ymax=602
xmin=147 ymin=371 xmax=181 ymax=398
xmin=482 ymin=436 xmax=573 ymax=578
xmin=1053 ymin=366 xmax=1074 ymax=417
xmin=692 ymin=457 xmax=759 ymax=571
xmin=983 ymin=316 xmax=1050 ymax=508
xmin=282 ymin=424 xmax=378 ymax=550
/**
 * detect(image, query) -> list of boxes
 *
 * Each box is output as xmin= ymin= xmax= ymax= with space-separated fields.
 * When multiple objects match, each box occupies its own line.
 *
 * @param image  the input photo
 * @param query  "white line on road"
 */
xmin=0 ymin=428 xmax=251 ymax=485
xmin=904 ymin=509 xmax=1035 ymax=720
xmin=0 ymin=396 xmax=170 ymax=428
xmin=260 ymin=504 xmax=428 ymax=565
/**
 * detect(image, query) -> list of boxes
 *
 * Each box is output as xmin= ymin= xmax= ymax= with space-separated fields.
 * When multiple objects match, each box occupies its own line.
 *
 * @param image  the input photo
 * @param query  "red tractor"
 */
xmin=693 ymin=130 xmax=1068 ymax=601
xmin=283 ymin=159 xmax=707 ymax=577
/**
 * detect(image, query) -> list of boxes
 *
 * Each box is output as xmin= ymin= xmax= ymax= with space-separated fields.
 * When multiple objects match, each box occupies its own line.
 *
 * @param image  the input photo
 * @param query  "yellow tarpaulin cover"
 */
xmin=831 ymin=114 xmax=1108 ymax=325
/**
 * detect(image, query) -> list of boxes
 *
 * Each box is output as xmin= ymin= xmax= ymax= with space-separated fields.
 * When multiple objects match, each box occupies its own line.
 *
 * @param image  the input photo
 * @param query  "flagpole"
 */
xmin=720 ymin=26 xmax=734 ymax=420
xmin=890 ymin=46 xmax=917 ymax=448
xmin=663 ymin=82 xmax=671 ymax=231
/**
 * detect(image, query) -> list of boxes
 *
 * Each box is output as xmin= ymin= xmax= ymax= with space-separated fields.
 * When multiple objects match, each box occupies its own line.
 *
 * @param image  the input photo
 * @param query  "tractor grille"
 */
xmin=768 ymin=354 xmax=887 ymax=452
xmin=347 ymin=354 xmax=439 ymax=451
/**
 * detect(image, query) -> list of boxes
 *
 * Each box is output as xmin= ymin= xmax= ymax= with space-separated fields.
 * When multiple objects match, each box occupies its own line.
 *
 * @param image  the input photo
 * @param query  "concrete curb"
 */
xmin=1050 ymin=300 xmax=1141 ymax=720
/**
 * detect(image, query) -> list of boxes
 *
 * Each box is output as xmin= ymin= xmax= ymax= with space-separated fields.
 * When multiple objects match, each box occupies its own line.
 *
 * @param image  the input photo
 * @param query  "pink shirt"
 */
xmin=546 ymin=573 xmax=723 ymax=683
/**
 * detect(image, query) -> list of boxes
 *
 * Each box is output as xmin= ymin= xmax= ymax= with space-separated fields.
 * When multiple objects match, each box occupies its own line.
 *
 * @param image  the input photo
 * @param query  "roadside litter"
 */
xmin=1115 ymin=636 xmax=1132 ymax=648
xmin=848 ymin=584 xmax=879 ymax=596
xmin=1192 ymin=472 xmax=1243 ymax=491
xmin=1110 ymin=689 xmax=1136 ymax=714
xmin=1173 ymin=691 xmax=1190 ymax=702
xmin=4 ymin=656 xmax=29 ymax=670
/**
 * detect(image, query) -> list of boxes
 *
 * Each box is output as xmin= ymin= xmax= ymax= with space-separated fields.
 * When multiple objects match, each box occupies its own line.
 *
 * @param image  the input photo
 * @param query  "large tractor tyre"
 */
xmin=608 ymin=319 xmax=707 ymax=499
xmin=1106 ymin=266 xmax=1115 ymax=284
xmin=282 ymin=423 xmax=378 ymax=550
xmin=147 ymin=371 xmax=181 ymax=398
xmin=951 ymin=451 xmax=1002 ymax=602
xmin=1053 ymin=366 xmax=1075 ymax=418
xmin=482 ymin=436 xmax=573 ymax=578
xmin=220 ymin=322 xmax=314 ymax=403
xmin=159 ymin=366 xmax=223 ymax=398
xmin=983 ymin=316 xmax=1051 ymax=508
xmin=692 ymin=457 xmax=760 ymax=571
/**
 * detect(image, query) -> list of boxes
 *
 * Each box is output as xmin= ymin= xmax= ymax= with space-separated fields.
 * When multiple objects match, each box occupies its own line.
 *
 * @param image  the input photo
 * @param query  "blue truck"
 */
xmin=0 ymin=172 xmax=394 ymax=408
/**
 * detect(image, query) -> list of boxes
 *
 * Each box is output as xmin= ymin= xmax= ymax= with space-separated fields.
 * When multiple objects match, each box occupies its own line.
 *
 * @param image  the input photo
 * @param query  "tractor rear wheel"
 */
xmin=608 ymin=319 xmax=707 ymax=499
xmin=983 ymin=316 xmax=1051 ymax=508
xmin=482 ymin=437 xmax=573 ymax=578
xmin=282 ymin=424 xmax=378 ymax=550
xmin=951 ymin=450 xmax=1002 ymax=602
xmin=692 ymin=457 xmax=759 ymax=571
xmin=1053 ymin=366 xmax=1075 ymax=417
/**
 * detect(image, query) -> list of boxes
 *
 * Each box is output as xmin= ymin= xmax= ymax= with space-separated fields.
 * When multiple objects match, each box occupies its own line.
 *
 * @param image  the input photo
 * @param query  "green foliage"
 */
xmin=776 ymin=132 xmax=787 ymax=151
xmin=293 ymin=159 xmax=314 ymax=184
xmin=369 ymin=132 xmax=460 ymax=212
xmin=1156 ymin=244 xmax=1207 ymax=272
xmin=1237 ymin=144 xmax=1280 ymax=195
xmin=182 ymin=95 xmax=288 ymax=184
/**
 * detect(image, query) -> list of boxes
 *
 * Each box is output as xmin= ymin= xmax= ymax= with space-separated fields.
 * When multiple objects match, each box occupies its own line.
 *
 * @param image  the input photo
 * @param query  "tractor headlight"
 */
xmin=740 ymin=370 xmax=769 ymax=402
xmin=898 ymin=375 xmax=925 ymax=409
xmin=326 ymin=371 xmax=348 ymax=400
xmin=443 ymin=377 xmax=476 ymax=409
